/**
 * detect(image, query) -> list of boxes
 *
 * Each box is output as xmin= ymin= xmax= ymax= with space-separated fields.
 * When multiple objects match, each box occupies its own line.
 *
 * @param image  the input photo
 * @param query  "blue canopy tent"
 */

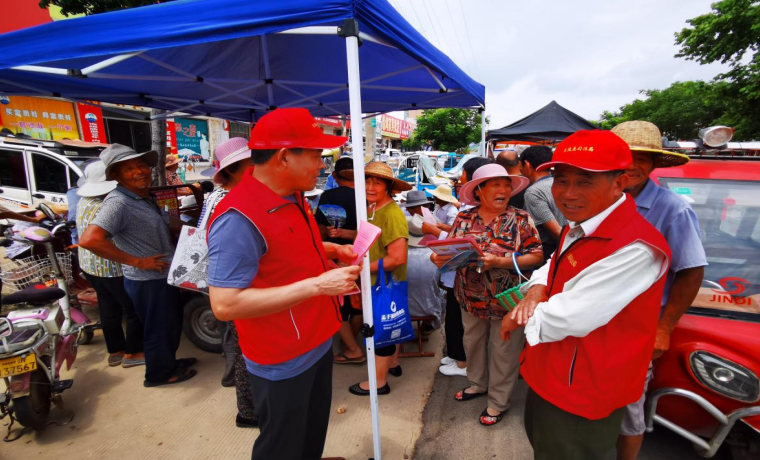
xmin=0 ymin=2 xmax=484 ymax=457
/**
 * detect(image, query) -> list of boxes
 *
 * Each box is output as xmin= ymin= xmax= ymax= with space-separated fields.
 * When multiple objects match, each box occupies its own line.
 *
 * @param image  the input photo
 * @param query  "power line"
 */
xmin=457 ymin=0 xmax=481 ymax=80
xmin=444 ymin=0 xmax=474 ymax=74
xmin=420 ymin=0 xmax=445 ymax=52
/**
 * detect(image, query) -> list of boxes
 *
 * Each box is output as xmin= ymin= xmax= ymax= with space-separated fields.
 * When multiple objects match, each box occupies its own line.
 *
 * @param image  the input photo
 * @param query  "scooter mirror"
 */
xmin=0 ymin=318 xmax=12 ymax=338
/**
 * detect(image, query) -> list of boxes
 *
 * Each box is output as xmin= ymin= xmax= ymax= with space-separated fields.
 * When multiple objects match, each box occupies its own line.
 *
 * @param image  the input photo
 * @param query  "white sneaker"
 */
xmin=439 ymin=363 xmax=467 ymax=377
xmin=440 ymin=356 xmax=455 ymax=366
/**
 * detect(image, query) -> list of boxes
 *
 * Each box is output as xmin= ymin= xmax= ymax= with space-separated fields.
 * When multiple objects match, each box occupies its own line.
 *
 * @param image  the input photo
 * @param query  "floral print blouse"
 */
xmin=450 ymin=206 xmax=543 ymax=319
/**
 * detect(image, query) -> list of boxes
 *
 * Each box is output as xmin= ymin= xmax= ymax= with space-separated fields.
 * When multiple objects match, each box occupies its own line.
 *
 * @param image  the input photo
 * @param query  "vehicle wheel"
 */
xmin=77 ymin=329 xmax=95 ymax=345
xmin=183 ymin=296 xmax=223 ymax=354
xmin=13 ymin=369 xmax=52 ymax=430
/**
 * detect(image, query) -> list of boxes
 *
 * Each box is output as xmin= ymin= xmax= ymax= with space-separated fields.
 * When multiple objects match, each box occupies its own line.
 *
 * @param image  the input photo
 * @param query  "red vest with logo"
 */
xmin=207 ymin=169 xmax=342 ymax=365
xmin=520 ymin=196 xmax=671 ymax=420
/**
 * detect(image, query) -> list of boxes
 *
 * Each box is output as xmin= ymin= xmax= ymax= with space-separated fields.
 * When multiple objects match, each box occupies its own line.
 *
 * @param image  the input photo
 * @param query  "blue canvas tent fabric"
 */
xmin=0 ymin=0 xmax=484 ymax=121
xmin=487 ymin=100 xmax=596 ymax=142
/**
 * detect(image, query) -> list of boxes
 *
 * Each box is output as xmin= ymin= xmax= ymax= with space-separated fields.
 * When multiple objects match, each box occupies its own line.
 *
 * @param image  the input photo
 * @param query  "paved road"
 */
xmin=414 ymin=371 xmax=734 ymax=459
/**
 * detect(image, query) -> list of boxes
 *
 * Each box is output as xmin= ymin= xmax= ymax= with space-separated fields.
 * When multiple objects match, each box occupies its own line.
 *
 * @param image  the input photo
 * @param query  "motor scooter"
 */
xmin=0 ymin=224 xmax=93 ymax=439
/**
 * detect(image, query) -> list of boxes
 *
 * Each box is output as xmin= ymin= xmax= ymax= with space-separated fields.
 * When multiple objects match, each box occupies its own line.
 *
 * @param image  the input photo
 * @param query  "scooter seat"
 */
xmin=3 ymin=283 xmax=66 ymax=305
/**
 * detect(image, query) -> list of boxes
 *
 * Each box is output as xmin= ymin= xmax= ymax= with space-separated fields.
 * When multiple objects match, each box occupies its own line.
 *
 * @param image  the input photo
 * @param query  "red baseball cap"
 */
xmin=537 ymin=130 xmax=632 ymax=172
xmin=249 ymin=108 xmax=348 ymax=150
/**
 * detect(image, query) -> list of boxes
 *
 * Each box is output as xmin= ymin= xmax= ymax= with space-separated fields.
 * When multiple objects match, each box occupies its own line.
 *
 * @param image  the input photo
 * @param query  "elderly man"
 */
xmin=79 ymin=144 xmax=196 ymax=387
xmin=207 ymin=109 xmax=360 ymax=460
xmin=502 ymin=130 xmax=671 ymax=459
xmin=611 ymin=121 xmax=707 ymax=460
xmin=495 ymin=147 xmax=526 ymax=209
xmin=519 ymin=145 xmax=568 ymax=262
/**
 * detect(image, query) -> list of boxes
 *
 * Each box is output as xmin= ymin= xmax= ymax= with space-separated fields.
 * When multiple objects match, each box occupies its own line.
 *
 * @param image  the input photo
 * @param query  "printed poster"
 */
xmin=76 ymin=102 xmax=106 ymax=143
xmin=174 ymin=117 xmax=210 ymax=160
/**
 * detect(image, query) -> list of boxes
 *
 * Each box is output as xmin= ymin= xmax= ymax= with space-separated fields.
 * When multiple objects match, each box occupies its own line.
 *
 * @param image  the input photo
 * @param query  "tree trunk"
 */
xmin=150 ymin=109 xmax=167 ymax=186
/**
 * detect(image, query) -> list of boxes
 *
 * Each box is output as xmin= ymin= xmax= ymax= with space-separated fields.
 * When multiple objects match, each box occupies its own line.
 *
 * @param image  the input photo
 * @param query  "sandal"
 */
xmin=176 ymin=357 xmax=198 ymax=369
xmin=479 ymin=408 xmax=505 ymax=426
xmin=454 ymin=387 xmax=486 ymax=402
xmin=349 ymin=383 xmax=390 ymax=396
xmin=144 ymin=369 xmax=197 ymax=388
xmin=334 ymin=352 xmax=366 ymax=365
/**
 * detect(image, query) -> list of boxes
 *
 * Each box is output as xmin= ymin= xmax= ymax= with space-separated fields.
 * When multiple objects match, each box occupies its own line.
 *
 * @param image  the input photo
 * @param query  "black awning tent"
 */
xmin=488 ymin=100 xmax=596 ymax=142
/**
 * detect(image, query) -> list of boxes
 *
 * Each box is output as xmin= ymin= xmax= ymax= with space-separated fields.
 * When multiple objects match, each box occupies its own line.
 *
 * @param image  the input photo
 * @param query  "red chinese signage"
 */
xmin=150 ymin=189 xmax=180 ymax=219
xmin=166 ymin=121 xmax=177 ymax=155
xmin=76 ymin=102 xmax=106 ymax=144
xmin=381 ymin=114 xmax=414 ymax=140
xmin=314 ymin=117 xmax=343 ymax=128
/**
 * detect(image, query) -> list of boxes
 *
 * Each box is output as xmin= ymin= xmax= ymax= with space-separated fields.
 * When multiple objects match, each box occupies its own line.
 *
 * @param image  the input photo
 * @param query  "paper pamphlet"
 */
xmin=426 ymin=237 xmax=482 ymax=257
xmin=351 ymin=220 xmax=382 ymax=265
xmin=438 ymin=249 xmax=481 ymax=274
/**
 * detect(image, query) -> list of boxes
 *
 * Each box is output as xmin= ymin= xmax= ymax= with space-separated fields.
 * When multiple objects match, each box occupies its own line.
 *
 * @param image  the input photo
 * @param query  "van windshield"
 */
xmin=659 ymin=178 xmax=760 ymax=319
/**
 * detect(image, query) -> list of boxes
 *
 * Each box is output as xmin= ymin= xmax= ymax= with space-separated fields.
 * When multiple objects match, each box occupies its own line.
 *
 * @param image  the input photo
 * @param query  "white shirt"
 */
xmin=434 ymin=203 xmax=459 ymax=226
xmin=522 ymin=194 xmax=668 ymax=346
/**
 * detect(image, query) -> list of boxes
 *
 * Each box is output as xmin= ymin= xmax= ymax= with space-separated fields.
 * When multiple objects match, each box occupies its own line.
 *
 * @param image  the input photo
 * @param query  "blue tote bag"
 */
xmin=372 ymin=259 xmax=415 ymax=348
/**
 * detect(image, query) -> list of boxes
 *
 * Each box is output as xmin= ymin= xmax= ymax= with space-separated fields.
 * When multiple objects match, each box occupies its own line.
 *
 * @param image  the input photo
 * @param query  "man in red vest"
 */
xmin=207 ymin=108 xmax=361 ymax=460
xmin=501 ymin=130 xmax=671 ymax=459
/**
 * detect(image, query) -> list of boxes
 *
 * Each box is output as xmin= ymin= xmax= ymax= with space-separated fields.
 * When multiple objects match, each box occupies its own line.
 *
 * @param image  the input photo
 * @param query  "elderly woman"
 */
xmin=79 ymin=144 xmax=197 ymax=388
xmin=431 ymin=164 xmax=543 ymax=426
xmin=199 ymin=137 xmax=257 ymax=428
xmin=341 ymin=162 xmax=411 ymax=396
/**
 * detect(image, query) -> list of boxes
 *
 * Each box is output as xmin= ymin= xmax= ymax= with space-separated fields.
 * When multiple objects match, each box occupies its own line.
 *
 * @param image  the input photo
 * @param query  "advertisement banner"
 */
xmin=315 ymin=117 xmax=343 ymax=128
xmin=0 ymin=96 xmax=80 ymax=141
xmin=166 ymin=121 xmax=177 ymax=155
xmin=382 ymin=114 xmax=414 ymax=140
xmin=76 ymin=102 xmax=106 ymax=143
xmin=150 ymin=189 xmax=181 ymax=219
xmin=174 ymin=117 xmax=210 ymax=160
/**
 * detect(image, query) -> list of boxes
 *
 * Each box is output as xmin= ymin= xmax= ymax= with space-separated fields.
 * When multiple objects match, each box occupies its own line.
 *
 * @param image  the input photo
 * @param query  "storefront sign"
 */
xmin=166 ymin=121 xmax=177 ymax=155
xmin=0 ymin=96 xmax=80 ymax=141
xmin=174 ymin=117 xmax=210 ymax=160
xmin=381 ymin=114 xmax=414 ymax=140
xmin=76 ymin=102 xmax=106 ymax=143
xmin=315 ymin=117 xmax=343 ymax=128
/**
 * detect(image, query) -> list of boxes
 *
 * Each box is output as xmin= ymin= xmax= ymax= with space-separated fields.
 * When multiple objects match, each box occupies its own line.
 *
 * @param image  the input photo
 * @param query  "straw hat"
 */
xmin=611 ymin=121 xmax=689 ymax=169
xmin=339 ymin=162 xmax=413 ymax=192
xmin=428 ymin=184 xmax=459 ymax=205
xmin=165 ymin=155 xmax=181 ymax=167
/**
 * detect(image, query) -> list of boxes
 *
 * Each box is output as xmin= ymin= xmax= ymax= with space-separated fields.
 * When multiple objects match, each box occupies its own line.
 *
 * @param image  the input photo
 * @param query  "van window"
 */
xmin=0 ymin=149 xmax=28 ymax=189
xmin=32 ymin=153 xmax=68 ymax=194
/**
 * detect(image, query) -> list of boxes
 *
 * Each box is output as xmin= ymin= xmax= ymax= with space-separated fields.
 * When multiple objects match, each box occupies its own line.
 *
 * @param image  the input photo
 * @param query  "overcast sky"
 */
xmin=389 ymin=0 xmax=731 ymax=129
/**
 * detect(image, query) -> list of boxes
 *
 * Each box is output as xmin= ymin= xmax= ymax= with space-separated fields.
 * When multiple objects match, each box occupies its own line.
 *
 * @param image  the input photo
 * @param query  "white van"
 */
xmin=0 ymin=135 xmax=105 ymax=211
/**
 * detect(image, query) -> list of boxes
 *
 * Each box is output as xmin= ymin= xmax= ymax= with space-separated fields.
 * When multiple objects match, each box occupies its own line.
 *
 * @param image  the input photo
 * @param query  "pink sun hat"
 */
xmin=202 ymin=137 xmax=252 ymax=183
xmin=458 ymin=163 xmax=530 ymax=206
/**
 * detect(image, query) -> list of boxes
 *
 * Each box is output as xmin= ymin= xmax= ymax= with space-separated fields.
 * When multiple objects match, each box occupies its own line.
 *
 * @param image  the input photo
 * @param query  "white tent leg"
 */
xmin=480 ymin=108 xmax=486 ymax=157
xmin=345 ymin=33 xmax=383 ymax=460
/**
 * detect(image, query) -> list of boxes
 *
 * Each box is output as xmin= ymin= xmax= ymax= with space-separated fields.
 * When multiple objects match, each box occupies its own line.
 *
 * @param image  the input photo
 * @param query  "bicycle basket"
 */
xmin=0 ymin=252 xmax=73 ymax=292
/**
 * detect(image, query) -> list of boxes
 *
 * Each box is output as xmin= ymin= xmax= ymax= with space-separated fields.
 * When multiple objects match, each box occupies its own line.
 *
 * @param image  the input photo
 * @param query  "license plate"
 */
xmin=0 ymin=354 xmax=37 ymax=377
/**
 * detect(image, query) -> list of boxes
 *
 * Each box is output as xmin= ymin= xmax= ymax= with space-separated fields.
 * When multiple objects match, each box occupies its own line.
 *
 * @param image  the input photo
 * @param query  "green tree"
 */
xmin=675 ymin=0 xmax=760 ymax=139
xmin=38 ymin=0 xmax=168 ymax=16
xmin=412 ymin=108 xmax=485 ymax=152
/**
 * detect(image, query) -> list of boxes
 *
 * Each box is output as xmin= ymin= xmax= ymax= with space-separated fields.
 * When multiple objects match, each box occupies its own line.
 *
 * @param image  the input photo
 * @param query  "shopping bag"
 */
xmin=167 ymin=226 xmax=209 ymax=294
xmin=372 ymin=259 xmax=415 ymax=348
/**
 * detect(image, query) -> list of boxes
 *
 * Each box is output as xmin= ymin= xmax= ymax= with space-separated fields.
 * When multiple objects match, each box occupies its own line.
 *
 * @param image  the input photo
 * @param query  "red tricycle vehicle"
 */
xmin=648 ymin=157 xmax=760 ymax=459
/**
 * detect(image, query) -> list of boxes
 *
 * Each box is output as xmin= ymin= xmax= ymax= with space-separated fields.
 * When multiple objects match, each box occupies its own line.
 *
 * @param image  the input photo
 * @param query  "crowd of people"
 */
xmin=52 ymin=106 xmax=704 ymax=460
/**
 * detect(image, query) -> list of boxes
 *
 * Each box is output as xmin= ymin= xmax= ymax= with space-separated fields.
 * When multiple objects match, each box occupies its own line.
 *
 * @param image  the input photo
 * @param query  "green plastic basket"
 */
xmin=495 ymin=252 xmax=528 ymax=312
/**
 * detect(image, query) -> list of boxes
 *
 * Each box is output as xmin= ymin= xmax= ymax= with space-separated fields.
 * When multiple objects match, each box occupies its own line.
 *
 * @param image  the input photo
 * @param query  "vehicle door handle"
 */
xmin=32 ymin=193 xmax=45 ymax=199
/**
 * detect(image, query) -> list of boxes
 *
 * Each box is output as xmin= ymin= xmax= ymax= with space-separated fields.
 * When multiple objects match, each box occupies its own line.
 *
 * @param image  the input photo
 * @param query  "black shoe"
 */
xmin=388 ymin=365 xmax=402 ymax=377
xmin=349 ymin=383 xmax=390 ymax=396
xmin=236 ymin=414 xmax=260 ymax=428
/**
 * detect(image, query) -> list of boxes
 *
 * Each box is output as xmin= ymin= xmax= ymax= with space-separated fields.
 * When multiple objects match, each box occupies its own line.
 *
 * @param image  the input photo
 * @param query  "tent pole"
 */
xmin=480 ymin=107 xmax=486 ymax=157
xmin=344 ymin=24 xmax=383 ymax=460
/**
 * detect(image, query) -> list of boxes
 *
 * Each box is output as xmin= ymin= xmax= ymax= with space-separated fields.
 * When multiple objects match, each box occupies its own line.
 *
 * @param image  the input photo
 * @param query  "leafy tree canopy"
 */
xmin=408 ymin=108 xmax=485 ymax=152
xmin=38 ymin=0 xmax=170 ymax=16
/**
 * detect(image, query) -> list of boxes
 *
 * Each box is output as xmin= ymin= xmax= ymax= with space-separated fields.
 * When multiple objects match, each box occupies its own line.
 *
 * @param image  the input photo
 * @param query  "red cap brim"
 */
xmin=250 ymin=134 xmax=348 ymax=150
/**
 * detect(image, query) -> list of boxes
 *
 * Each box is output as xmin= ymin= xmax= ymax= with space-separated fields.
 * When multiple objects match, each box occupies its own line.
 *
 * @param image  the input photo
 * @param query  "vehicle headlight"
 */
xmin=689 ymin=351 xmax=760 ymax=403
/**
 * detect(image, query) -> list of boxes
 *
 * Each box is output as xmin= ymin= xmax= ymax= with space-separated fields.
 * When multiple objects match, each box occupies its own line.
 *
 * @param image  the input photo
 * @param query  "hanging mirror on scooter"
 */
xmin=0 ymin=318 xmax=12 ymax=338
xmin=37 ymin=202 xmax=57 ymax=221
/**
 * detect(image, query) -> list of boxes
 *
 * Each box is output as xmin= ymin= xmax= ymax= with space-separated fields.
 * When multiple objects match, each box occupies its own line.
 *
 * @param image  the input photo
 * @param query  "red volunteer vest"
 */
xmin=520 ymin=196 xmax=671 ymax=420
xmin=207 ymin=168 xmax=342 ymax=365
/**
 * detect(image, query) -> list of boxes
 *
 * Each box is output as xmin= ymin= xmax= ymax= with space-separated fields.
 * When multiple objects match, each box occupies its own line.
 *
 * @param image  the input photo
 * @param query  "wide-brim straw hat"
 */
xmin=611 ymin=121 xmax=689 ymax=169
xmin=458 ymin=163 xmax=529 ymax=206
xmin=428 ymin=184 xmax=459 ymax=204
xmin=339 ymin=161 xmax=413 ymax=192
xmin=165 ymin=155 xmax=181 ymax=167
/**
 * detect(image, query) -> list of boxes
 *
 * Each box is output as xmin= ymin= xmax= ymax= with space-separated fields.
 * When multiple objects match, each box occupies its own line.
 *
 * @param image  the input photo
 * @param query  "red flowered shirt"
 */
xmin=450 ymin=206 xmax=542 ymax=319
